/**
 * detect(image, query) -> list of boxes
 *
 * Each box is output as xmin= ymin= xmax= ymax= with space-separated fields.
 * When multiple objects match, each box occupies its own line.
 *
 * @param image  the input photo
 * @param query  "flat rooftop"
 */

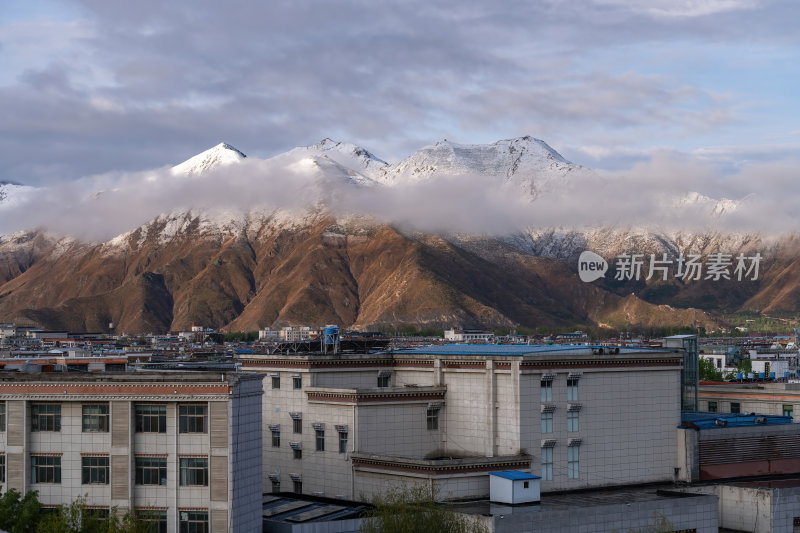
xmin=394 ymin=344 xmax=673 ymax=357
xmin=451 ymin=484 xmax=708 ymax=516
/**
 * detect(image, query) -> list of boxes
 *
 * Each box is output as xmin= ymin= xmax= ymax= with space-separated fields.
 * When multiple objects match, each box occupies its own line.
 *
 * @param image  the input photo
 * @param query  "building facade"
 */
xmin=242 ymin=344 xmax=685 ymax=501
xmin=0 ymin=370 xmax=263 ymax=533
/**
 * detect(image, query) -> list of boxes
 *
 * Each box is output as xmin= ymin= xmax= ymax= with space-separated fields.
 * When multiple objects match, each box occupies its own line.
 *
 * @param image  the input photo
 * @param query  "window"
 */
xmin=31 ymin=455 xmax=61 ymax=483
xmin=135 ymin=404 xmax=167 ymax=433
xmin=271 ymin=376 xmax=280 ymax=389
xmin=82 ymin=404 xmax=109 ymax=432
xmin=31 ymin=403 xmax=61 ymax=432
xmin=784 ymin=404 xmax=794 ymax=418
xmin=377 ymin=375 xmax=390 ymax=388
xmin=293 ymin=418 xmax=302 ymax=434
xmin=0 ymin=402 xmax=5 ymax=431
xmin=339 ymin=431 xmax=348 ymax=453
xmin=541 ymin=380 xmax=552 ymax=402
xmin=293 ymin=376 xmax=302 ymax=389
xmin=567 ymin=378 xmax=579 ymax=402
xmin=427 ymin=408 xmax=439 ymax=430
xmin=272 ymin=430 xmax=281 ymax=447
xmin=179 ymin=458 xmax=208 ymax=486
xmin=730 ymin=402 xmax=741 ymax=414
xmin=523 ymin=481 xmax=529 ymax=489
xmin=708 ymin=401 xmax=718 ymax=413
xmin=541 ymin=412 xmax=553 ymax=434
xmin=271 ymin=479 xmax=280 ymax=493
xmin=541 ymin=448 xmax=553 ymax=481
xmin=293 ymin=447 xmax=302 ymax=459
xmin=135 ymin=457 xmax=167 ymax=486
xmin=179 ymin=404 xmax=207 ymax=433
xmin=316 ymin=429 xmax=325 ymax=451
xmin=179 ymin=510 xmax=208 ymax=533
xmin=568 ymin=446 xmax=580 ymax=479
xmin=81 ymin=456 xmax=109 ymax=484
xmin=294 ymin=480 xmax=302 ymax=493
xmin=567 ymin=411 xmax=579 ymax=432
xmin=105 ymin=363 xmax=126 ymax=372
xmin=0 ymin=454 xmax=5 ymax=483
xmin=136 ymin=510 xmax=167 ymax=533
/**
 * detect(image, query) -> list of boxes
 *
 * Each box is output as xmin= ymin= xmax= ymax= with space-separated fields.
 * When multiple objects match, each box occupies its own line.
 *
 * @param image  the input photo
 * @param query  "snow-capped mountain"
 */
xmin=376 ymin=136 xmax=582 ymax=197
xmin=170 ymin=142 xmax=246 ymax=175
xmin=0 ymin=135 xmax=789 ymax=335
xmin=283 ymin=138 xmax=389 ymax=180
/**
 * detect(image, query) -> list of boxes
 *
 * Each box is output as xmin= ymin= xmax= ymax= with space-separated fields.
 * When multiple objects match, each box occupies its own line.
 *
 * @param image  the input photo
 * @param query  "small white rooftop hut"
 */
xmin=489 ymin=470 xmax=541 ymax=504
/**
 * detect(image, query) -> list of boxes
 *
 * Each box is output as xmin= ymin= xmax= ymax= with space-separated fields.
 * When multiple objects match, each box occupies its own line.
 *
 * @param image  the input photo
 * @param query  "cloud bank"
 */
xmin=1 ymin=149 xmax=798 ymax=242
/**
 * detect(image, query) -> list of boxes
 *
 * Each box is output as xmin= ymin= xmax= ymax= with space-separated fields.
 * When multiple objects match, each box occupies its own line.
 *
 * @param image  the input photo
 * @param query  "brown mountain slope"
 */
xmin=0 ymin=215 xmax=766 ymax=333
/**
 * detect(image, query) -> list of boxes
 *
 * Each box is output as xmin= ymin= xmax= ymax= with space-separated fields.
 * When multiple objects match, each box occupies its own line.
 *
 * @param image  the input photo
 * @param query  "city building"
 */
xmin=699 ymin=381 xmax=800 ymax=419
xmin=241 ymin=343 xmax=686 ymax=501
xmin=443 ymin=328 xmax=495 ymax=343
xmin=0 ymin=369 xmax=263 ymax=533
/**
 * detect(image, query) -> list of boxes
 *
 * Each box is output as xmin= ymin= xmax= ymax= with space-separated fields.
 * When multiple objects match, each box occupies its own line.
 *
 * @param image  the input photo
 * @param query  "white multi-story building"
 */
xmin=0 ymin=369 xmax=263 ymax=533
xmin=242 ymin=343 xmax=686 ymax=501
xmin=444 ymin=329 xmax=495 ymax=342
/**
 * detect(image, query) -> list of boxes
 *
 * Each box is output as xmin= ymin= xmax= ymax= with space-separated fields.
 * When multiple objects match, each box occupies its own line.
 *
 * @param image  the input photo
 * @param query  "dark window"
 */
xmin=82 ymin=404 xmax=109 ymax=432
xmin=293 ymin=377 xmax=302 ymax=390
xmin=523 ymin=481 xmax=529 ymax=489
xmin=293 ymin=480 xmax=302 ymax=493
xmin=316 ymin=429 xmax=325 ymax=451
xmin=0 ymin=454 xmax=5 ymax=483
xmin=293 ymin=448 xmax=302 ymax=460
xmin=31 ymin=404 xmax=61 ymax=432
xmin=81 ymin=456 xmax=109 ymax=484
xmin=272 ymin=430 xmax=280 ymax=447
xmin=272 ymin=376 xmax=280 ymax=389
xmin=135 ymin=457 xmax=167 ymax=486
xmin=427 ymin=408 xmax=439 ymax=430
xmin=271 ymin=479 xmax=280 ymax=493
xmin=105 ymin=364 xmax=126 ymax=372
xmin=784 ymin=404 xmax=794 ymax=418
xmin=179 ymin=404 xmax=207 ymax=433
xmin=293 ymin=418 xmax=302 ymax=434
xmin=377 ymin=375 xmax=390 ymax=388
xmin=730 ymin=402 xmax=740 ymax=414
xmin=136 ymin=510 xmax=167 ymax=533
xmin=136 ymin=404 xmax=167 ymax=433
xmin=0 ymin=402 xmax=5 ymax=431
xmin=339 ymin=431 xmax=348 ymax=453
xmin=179 ymin=510 xmax=208 ymax=533
xmin=708 ymin=401 xmax=718 ymax=413
xmin=179 ymin=458 xmax=208 ymax=486
xmin=31 ymin=455 xmax=61 ymax=483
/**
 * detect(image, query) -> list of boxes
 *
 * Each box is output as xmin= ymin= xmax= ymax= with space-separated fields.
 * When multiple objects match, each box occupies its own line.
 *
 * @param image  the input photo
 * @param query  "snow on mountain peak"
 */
xmin=171 ymin=142 xmax=247 ymax=176
xmin=375 ymin=135 xmax=581 ymax=197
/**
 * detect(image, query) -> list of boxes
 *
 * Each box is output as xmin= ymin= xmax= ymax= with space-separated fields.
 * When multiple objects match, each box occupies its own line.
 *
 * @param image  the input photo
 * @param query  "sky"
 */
xmin=1 ymin=0 xmax=799 ymax=187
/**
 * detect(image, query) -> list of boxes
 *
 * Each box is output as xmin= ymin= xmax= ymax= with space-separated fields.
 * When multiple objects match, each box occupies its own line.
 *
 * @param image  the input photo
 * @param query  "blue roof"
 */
xmin=680 ymin=412 xmax=794 ymax=429
xmin=490 ymin=470 xmax=540 ymax=481
xmin=394 ymin=344 xmax=667 ymax=356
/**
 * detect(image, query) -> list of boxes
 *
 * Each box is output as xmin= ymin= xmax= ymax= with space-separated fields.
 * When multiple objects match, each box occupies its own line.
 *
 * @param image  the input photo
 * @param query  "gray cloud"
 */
xmin=1 ymin=150 xmax=798 ymax=242
xmin=0 ymin=0 xmax=799 ymax=185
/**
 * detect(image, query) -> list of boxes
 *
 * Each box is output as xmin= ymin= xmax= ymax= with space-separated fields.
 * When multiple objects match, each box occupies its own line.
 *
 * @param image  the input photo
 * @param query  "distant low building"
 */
xmin=443 ymin=328 xmax=495 ymax=342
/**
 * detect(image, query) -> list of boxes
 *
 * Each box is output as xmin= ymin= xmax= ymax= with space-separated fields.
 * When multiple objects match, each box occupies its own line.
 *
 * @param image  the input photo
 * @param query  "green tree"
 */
xmin=0 ymin=488 xmax=150 ymax=533
xmin=699 ymin=357 xmax=723 ymax=381
xmin=737 ymin=357 xmax=753 ymax=374
xmin=0 ymin=488 xmax=41 ymax=533
xmin=360 ymin=484 xmax=489 ymax=533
